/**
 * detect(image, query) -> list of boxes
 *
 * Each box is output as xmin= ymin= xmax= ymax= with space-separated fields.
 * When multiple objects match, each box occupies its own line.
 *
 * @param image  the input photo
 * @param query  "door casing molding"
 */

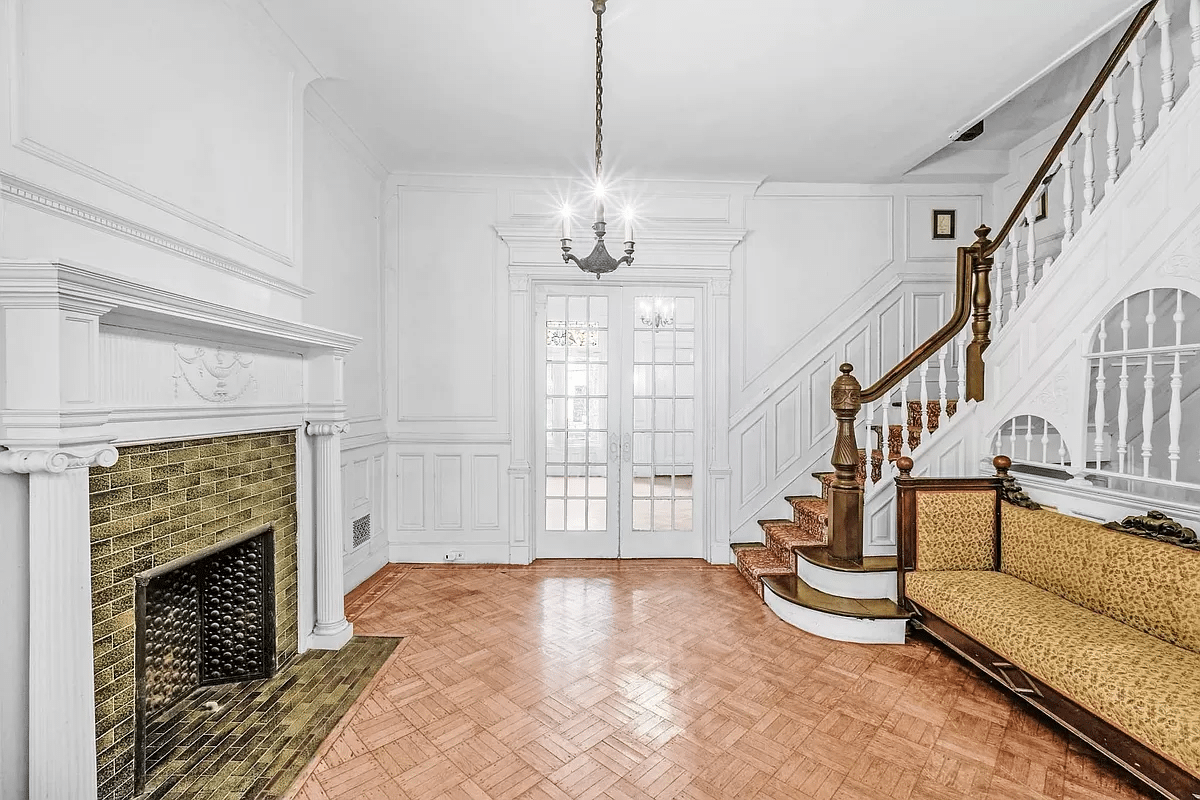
xmin=501 ymin=227 xmax=743 ymax=565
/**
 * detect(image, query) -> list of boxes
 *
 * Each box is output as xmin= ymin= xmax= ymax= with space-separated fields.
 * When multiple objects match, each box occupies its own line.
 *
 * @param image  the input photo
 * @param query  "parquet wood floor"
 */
xmin=288 ymin=561 xmax=1157 ymax=800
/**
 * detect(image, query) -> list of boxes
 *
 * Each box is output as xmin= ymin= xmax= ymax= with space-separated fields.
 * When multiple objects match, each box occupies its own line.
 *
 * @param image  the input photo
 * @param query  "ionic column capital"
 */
xmin=305 ymin=421 xmax=349 ymax=438
xmin=0 ymin=444 xmax=118 ymax=475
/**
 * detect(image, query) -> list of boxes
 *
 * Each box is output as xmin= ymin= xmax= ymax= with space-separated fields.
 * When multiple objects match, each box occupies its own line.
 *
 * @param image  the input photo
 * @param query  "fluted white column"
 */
xmin=305 ymin=422 xmax=353 ymax=649
xmin=0 ymin=443 xmax=118 ymax=800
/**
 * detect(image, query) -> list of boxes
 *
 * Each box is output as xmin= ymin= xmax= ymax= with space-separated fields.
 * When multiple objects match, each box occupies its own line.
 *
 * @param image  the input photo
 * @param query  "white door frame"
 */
xmin=500 ymin=230 xmax=742 ymax=565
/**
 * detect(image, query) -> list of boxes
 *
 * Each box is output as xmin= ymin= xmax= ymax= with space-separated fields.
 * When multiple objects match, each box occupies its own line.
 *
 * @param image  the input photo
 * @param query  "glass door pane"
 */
xmin=536 ymin=290 xmax=621 ymax=558
xmin=620 ymin=290 xmax=702 ymax=559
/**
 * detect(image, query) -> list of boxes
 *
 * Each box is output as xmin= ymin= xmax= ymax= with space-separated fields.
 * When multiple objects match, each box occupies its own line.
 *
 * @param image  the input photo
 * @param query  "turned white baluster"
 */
xmin=1081 ymin=110 xmax=1097 ymax=222
xmin=1009 ymin=418 xmax=1018 ymax=458
xmin=1062 ymin=144 xmax=1076 ymax=244
xmin=1191 ymin=0 xmax=1200 ymax=78
xmin=1094 ymin=323 xmax=1108 ymax=470
xmin=1158 ymin=3 xmax=1176 ymax=122
xmin=1041 ymin=417 xmax=1050 ymax=464
xmin=1025 ymin=202 xmax=1037 ymax=298
xmin=994 ymin=242 xmax=1006 ymax=331
xmin=919 ymin=360 xmax=930 ymax=447
xmin=1104 ymin=78 xmax=1120 ymax=190
xmin=1169 ymin=290 xmax=1185 ymax=481
xmin=1117 ymin=299 xmax=1132 ymax=474
xmin=956 ymin=335 xmax=967 ymax=402
xmin=1130 ymin=36 xmax=1147 ymax=156
xmin=1142 ymin=289 xmax=1157 ymax=477
xmin=937 ymin=345 xmax=948 ymax=431
xmin=995 ymin=430 xmax=1003 ymax=459
xmin=1025 ymin=414 xmax=1035 ymax=462
xmin=1057 ymin=430 xmax=1068 ymax=466
xmin=900 ymin=375 xmax=912 ymax=457
xmin=1009 ymin=231 xmax=1021 ymax=317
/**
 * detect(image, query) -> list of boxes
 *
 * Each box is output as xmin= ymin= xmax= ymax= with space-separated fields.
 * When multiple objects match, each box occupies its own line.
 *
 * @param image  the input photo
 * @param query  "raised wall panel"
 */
xmin=397 ymin=455 xmax=425 ymax=529
xmin=807 ymin=359 xmax=836 ymax=447
xmin=912 ymin=293 xmax=947 ymax=346
xmin=348 ymin=458 xmax=370 ymax=508
xmin=937 ymin=448 xmax=964 ymax=477
xmin=842 ymin=326 xmax=870 ymax=383
xmin=876 ymin=296 xmax=904 ymax=377
xmin=472 ymin=455 xmax=501 ymax=529
xmin=397 ymin=188 xmax=497 ymax=421
xmin=740 ymin=417 xmax=767 ymax=503
xmin=742 ymin=196 xmax=892 ymax=383
xmin=17 ymin=0 xmax=295 ymax=260
xmin=868 ymin=502 xmax=895 ymax=547
xmin=433 ymin=455 xmax=463 ymax=529
xmin=774 ymin=388 xmax=800 ymax=474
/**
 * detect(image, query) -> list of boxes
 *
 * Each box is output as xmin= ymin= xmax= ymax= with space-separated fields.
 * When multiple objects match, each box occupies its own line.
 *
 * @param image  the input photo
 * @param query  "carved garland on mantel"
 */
xmin=1104 ymin=511 xmax=1200 ymax=551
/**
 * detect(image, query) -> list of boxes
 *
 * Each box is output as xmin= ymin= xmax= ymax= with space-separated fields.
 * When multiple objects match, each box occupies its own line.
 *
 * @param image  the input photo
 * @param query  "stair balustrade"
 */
xmin=825 ymin=1 xmax=1166 ymax=564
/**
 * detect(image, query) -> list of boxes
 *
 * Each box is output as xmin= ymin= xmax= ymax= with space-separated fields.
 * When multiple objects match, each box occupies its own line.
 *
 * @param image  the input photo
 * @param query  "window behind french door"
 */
xmin=536 ymin=286 xmax=703 ymax=559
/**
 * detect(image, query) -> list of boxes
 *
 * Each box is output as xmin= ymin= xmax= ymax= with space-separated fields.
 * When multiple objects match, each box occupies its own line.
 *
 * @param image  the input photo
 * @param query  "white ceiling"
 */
xmin=264 ymin=0 xmax=1141 ymax=183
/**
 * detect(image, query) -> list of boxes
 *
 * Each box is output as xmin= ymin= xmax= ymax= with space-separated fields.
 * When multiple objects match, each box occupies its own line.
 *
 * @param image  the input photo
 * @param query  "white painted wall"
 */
xmin=0 ymin=2 xmax=386 ymax=790
xmin=729 ymin=184 xmax=989 ymax=545
xmin=384 ymin=176 xmax=989 ymax=562
xmin=300 ymin=88 xmax=389 ymax=589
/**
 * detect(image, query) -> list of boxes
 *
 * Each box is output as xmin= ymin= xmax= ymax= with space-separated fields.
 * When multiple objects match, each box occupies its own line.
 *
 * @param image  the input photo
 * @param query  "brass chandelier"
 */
xmin=560 ymin=0 xmax=634 ymax=278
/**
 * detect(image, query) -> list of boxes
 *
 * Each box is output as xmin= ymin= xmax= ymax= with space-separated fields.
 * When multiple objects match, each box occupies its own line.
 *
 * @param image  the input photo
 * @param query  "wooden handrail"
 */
xmin=860 ymin=238 xmax=977 ymax=403
xmin=984 ymin=0 xmax=1158 ymax=257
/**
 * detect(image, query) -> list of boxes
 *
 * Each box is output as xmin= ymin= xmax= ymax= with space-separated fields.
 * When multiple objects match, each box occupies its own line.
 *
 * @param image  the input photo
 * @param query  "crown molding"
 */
xmin=0 ymin=172 xmax=312 ymax=299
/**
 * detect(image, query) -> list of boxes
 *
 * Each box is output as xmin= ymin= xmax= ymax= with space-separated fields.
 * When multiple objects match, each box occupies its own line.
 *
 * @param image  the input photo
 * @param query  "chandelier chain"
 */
xmin=594 ymin=9 xmax=603 ymax=178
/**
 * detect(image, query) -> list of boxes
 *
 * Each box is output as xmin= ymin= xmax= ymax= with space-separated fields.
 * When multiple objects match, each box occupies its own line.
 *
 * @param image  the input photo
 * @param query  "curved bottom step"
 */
xmin=761 ymin=574 xmax=909 ymax=645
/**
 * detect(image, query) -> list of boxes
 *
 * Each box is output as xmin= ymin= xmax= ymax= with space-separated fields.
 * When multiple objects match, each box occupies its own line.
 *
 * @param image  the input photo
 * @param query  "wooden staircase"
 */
xmin=729 ymin=400 xmax=959 ymax=643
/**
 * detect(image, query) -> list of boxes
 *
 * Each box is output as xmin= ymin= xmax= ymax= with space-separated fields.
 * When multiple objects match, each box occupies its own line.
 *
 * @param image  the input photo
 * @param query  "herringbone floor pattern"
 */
xmin=287 ymin=561 xmax=1155 ymax=800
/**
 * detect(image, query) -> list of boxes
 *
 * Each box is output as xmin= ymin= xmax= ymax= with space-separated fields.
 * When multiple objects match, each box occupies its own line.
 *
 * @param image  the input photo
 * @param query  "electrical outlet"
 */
xmin=444 ymin=551 xmax=466 ymax=562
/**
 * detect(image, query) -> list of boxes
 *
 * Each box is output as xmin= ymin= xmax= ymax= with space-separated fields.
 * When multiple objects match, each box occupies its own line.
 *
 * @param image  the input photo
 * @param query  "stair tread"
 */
xmin=732 ymin=543 xmax=794 ymax=582
xmin=758 ymin=519 xmax=824 ymax=549
xmin=796 ymin=546 xmax=897 ymax=573
xmin=761 ymin=574 xmax=909 ymax=619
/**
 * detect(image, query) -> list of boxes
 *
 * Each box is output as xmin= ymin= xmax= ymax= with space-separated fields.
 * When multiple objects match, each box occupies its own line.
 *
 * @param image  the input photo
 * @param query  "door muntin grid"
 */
xmin=544 ymin=294 xmax=610 ymax=533
xmin=631 ymin=295 xmax=695 ymax=532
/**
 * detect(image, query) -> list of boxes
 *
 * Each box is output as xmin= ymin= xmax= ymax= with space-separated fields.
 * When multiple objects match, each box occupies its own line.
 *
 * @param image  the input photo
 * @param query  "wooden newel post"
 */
xmin=966 ymin=224 xmax=994 ymax=402
xmin=828 ymin=363 xmax=863 ymax=563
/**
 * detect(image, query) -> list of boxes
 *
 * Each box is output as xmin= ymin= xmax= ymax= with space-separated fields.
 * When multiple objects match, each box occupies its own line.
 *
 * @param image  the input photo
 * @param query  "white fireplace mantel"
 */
xmin=0 ymin=259 xmax=361 ymax=799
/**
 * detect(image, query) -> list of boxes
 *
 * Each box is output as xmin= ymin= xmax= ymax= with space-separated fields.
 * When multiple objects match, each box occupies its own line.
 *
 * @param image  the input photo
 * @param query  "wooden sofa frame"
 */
xmin=894 ymin=455 xmax=1200 ymax=800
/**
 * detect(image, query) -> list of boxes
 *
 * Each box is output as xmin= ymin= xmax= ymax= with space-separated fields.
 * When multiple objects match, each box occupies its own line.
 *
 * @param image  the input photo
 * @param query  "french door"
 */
xmin=536 ymin=286 xmax=703 ymax=559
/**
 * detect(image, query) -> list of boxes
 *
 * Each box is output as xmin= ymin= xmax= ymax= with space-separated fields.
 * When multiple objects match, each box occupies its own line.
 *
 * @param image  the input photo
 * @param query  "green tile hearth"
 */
xmin=138 ymin=636 xmax=400 ymax=800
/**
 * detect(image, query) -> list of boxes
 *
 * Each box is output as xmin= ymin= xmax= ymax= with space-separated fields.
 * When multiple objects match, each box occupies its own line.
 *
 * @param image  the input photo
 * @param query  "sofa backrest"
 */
xmin=914 ymin=490 xmax=997 ymax=571
xmin=1001 ymin=504 xmax=1200 ymax=654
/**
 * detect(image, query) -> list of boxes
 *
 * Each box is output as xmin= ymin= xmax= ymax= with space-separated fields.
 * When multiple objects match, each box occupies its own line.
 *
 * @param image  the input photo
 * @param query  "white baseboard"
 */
xmin=388 ymin=542 xmax=513 ymax=564
xmin=344 ymin=545 xmax=389 ymax=592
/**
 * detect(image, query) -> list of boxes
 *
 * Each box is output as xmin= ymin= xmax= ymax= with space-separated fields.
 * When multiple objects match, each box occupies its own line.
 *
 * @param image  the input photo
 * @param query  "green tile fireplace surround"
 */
xmin=89 ymin=431 xmax=300 ymax=800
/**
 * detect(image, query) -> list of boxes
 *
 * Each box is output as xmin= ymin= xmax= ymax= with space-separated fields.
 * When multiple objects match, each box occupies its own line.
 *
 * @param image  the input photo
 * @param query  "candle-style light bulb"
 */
xmin=594 ymin=182 xmax=605 ymax=223
xmin=623 ymin=208 xmax=634 ymax=242
xmin=561 ymin=205 xmax=571 ymax=240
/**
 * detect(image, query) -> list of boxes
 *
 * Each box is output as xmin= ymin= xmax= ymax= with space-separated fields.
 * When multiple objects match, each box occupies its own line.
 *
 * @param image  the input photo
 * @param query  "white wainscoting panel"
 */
xmin=391 ymin=443 xmax=512 ymax=562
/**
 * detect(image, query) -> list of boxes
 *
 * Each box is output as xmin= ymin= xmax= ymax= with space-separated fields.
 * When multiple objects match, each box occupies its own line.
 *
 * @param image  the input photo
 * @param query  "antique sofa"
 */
xmin=894 ymin=455 xmax=1200 ymax=800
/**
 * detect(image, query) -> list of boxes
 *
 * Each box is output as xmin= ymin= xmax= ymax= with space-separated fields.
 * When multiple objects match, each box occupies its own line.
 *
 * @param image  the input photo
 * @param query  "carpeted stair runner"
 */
xmin=731 ymin=399 xmax=957 ymax=601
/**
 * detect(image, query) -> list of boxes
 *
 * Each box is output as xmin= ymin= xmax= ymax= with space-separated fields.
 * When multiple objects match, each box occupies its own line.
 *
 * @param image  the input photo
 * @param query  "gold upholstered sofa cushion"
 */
xmin=906 ymin=569 xmax=1200 ymax=776
xmin=914 ymin=490 xmax=996 ymax=571
xmin=1001 ymin=504 xmax=1200 ymax=653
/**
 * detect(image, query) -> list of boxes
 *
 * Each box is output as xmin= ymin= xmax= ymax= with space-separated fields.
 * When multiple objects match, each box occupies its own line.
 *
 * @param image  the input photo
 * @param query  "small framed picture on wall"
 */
xmin=932 ymin=209 xmax=956 ymax=240
xmin=1035 ymin=190 xmax=1048 ymax=221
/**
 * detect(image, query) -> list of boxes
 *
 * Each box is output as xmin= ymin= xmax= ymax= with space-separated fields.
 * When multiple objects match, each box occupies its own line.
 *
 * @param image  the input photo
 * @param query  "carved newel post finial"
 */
xmin=993 ymin=454 xmax=1041 ymax=509
xmin=827 ymin=363 xmax=864 ymax=563
xmin=966 ymin=224 xmax=995 ymax=404
xmin=896 ymin=456 xmax=914 ymax=478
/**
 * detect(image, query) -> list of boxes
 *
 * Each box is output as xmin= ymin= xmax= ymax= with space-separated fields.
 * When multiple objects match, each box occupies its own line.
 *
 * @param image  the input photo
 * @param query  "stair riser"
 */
xmin=762 ymin=584 xmax=907 ymax=644
xmin=794 ymin=558 xmax=898 ymax=601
